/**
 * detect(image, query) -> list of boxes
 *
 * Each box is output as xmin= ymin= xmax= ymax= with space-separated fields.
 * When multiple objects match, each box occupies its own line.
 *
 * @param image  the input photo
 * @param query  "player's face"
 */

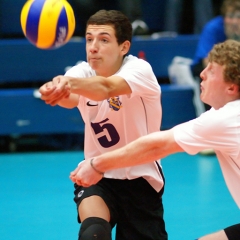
xmin=200 ymin=62 xmax=230 ymax=109
xmin=85 ymin=24 xmax=128 ymax=77
xmin=224 ymin=10 xmax=240 ymax=41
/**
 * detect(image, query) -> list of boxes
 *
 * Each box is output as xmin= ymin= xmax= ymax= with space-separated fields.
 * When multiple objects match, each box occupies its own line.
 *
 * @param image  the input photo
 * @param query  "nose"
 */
xmin=89 ymin=40 xmax=98 ymax=53
xmin=200 ymin=69 xmax=206 ymax=81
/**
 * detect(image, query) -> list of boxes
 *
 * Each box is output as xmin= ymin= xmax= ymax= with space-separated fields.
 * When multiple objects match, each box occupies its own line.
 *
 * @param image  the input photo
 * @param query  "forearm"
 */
xmin=69 ymin=76 xmax=111 ymax=101
xmin=93 ymin=130 xmax=182 ymax=172
xmin=57 ymin=93 xmax=79 ymax=109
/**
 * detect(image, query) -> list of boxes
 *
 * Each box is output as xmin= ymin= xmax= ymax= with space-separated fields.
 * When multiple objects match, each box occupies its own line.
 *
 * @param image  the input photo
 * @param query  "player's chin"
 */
xmin=88 ymin=61 xmax=101 ymax=71
xmin=201 ymin=97 xmax=209 ymax=106
xmin=200 ymin=91 xmax=205 ymax=100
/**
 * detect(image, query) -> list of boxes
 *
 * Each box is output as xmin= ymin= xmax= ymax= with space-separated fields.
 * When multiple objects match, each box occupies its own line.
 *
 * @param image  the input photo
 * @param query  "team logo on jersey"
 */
xmin=107 ymin=97 xmax=122 ymax=111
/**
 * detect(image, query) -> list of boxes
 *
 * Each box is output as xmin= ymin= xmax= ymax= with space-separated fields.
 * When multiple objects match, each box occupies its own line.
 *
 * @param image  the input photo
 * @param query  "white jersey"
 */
xmin=173 ymin=100 xmax=240 ymax=207
xmin=65 ymin=55 xmax=164 ymax=192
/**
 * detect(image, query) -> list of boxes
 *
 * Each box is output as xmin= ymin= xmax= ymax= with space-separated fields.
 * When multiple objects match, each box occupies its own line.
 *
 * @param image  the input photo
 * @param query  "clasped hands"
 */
xmin=69 ymin=159 xmax=103 ymax=187
xmin=39 ymin=75 xmax=73 ymax=106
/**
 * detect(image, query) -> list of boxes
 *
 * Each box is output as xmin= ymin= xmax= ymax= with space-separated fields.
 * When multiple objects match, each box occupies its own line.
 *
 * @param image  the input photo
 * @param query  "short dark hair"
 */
xmin=221 ymin=0 xmax=240 ymax=16
xmin=86 ymin=10 xmax=132 ymax=45
xmin=208 ymin=39 xmax=240 ymax=89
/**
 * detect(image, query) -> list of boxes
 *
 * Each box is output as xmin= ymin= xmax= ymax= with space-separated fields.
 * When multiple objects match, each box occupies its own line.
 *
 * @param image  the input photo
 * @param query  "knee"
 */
xmin=79 ymin=217 xmax=112 ymax=240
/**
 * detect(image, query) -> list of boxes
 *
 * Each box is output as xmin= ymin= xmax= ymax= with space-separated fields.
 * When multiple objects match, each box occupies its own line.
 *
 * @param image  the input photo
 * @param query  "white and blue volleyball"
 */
xmin=20 ymin=0 xmax=75 ymax=49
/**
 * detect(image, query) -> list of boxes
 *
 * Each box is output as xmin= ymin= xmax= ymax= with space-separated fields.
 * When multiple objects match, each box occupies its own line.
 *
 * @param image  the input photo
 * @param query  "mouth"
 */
xmin=89 ymin=58 xmax=101 ymax=62
xmin=89 ymin=56 xmax=100 ymax=60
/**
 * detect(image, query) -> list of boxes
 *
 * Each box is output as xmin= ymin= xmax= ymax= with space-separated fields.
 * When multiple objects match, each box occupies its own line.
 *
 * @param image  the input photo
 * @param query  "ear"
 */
xmin=227 ymin=83 xmax=239 ymax=95
xmin=120 ymin=41 xmax=131 ymax=55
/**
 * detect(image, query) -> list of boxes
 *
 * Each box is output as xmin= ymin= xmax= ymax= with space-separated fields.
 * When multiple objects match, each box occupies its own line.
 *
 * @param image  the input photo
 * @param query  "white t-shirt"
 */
xmin=174 ymin=100 xmax=240 ymax=207
xmin=65 ymin=55 xmax=164 ymax=192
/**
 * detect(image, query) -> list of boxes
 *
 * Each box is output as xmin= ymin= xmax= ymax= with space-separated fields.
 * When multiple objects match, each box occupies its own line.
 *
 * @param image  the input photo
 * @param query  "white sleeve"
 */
xmin=115 ymin=57 xmax=160 ymax=98
xmin=64 ymin=62 xmax=94 ymax=78
xmin=173 ymin=108 xmax=234 ymax=154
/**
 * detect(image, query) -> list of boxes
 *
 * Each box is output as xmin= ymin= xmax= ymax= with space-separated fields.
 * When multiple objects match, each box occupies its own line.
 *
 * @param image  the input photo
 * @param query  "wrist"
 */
xmin=90 ymin=158 xmax=104 ymax=176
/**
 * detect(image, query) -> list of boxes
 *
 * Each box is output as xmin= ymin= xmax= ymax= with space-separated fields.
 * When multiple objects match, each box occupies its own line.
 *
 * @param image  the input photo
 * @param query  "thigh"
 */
xmin=79 ymin=195 xmax=110 ymax=222
xmin=73 ymin=180 xmax=118 ymax=226
xmin=224 ymin=223 xmax=240 ymax=240
xmin=115 ymin=178 xmax=168 ymax=240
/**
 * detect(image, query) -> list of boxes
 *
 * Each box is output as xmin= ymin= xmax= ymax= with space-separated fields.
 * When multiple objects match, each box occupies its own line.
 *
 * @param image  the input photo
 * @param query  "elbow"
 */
xmin=90 ymin=87 xmax=113 ymax=101
xmin=90 ymin=78 xmax=113 ymax=101
xmin=89 ymin=92 xmax=110 ymax=101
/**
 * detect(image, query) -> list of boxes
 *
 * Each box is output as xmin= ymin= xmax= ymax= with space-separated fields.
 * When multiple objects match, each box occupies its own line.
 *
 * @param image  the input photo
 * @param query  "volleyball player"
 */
xmin=39 ymin=10 xmax=167 ymax=240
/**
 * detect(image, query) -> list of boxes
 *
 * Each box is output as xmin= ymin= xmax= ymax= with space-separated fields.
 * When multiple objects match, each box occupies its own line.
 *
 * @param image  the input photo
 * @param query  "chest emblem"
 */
xmin=107 ymin=97 xmax=122 ymax=111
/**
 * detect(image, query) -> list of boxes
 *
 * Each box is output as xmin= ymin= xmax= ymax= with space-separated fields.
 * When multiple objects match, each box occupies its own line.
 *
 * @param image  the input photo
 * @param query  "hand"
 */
xmin=69 ymin=159 xmax=103 ymax=187
xmin=39 ymin=75 xmax=71 ymax=106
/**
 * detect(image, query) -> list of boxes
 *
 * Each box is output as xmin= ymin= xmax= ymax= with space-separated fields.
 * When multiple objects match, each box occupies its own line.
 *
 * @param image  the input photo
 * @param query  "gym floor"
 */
xmin=1 ymin=150 xmax=239 ymax=240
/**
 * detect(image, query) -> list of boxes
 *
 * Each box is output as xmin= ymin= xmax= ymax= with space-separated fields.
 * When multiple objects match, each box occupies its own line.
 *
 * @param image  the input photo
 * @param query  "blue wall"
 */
xmin=0 ymin=0 xmax=26 ymax=37
xmin=0 ymin=0 xmax=166 ymax=38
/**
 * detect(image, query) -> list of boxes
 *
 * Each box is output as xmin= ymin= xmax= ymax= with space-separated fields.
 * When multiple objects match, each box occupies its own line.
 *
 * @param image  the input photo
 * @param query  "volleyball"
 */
xmin=20 ymin=0 xmax=75 ymax=50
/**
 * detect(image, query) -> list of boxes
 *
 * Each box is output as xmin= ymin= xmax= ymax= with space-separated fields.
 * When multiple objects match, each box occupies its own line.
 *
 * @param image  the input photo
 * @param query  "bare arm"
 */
xmin=93 ymin=129 xmax=183 ymax=171
xmin=70 ymin=129 xmax=184 ymax=186
xmin=68 ymin=75 xmax=132 ymax=100
xmin=39 ymin=75 xmax=131 ymax=107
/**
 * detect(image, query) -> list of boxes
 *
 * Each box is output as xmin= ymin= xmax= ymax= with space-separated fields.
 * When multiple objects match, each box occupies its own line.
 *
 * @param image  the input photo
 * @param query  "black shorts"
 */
xmin=224 ymin=223 xmax=240 ymax=240
xmin=73 ymin=177 xmax=167 ymax=240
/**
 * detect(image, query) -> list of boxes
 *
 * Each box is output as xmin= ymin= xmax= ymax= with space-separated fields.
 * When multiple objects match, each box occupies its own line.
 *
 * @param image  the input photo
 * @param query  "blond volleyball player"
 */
xmin=39 ymin=10 xmax=167 ymax=240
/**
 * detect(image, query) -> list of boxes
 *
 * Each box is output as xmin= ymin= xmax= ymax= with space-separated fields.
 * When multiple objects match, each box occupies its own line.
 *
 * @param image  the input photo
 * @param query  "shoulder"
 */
xmin=203 ymin=16 xmax=224 ymax=32
xmin=71 ymin=61 xmax=92 ymax=71
xmin=120 ymin=55 xmax=156 ymax=80
xmin=194 ymin=102 xmax=240 ymax=133
xmin=216 ymin=101 xmax=240 ymax=121
xmin=65 ymin=61 xmax=95 ymax=77
xmin=208 ymin=16 xmax=224 ymax=24
xmin=197 ymin=16 xmax=226 ymax=48
xmin=122 ymin=55 xmax=152 ymax=70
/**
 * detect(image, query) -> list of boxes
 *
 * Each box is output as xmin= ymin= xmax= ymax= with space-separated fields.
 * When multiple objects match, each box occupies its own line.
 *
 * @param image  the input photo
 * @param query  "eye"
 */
xmin=101 ymin=38 xmax=108 ymax=43
xmin=207 ymin=64 xmax=214 ymax=73
xmin=86 ymin=38 xmax=93 ymax=43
